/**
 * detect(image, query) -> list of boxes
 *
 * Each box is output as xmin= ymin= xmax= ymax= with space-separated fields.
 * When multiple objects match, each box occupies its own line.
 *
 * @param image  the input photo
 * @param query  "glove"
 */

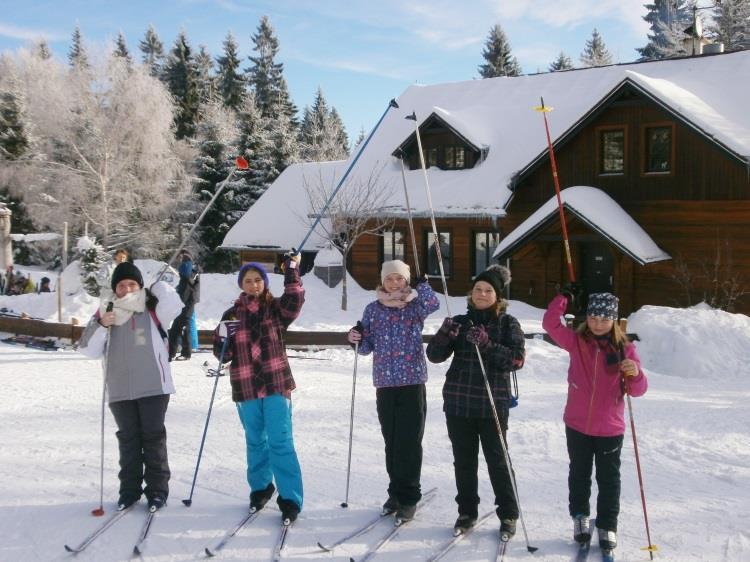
xmin=218 ymin=319 xmax=240 ymax=339
xmin=433 ymin=317 xmax=460 ymax=345
xmin=280 ymin=248 xmax=301 ymax=273
xmin=347 ymin=321 xmax=364 ymax=348
xmin=410 ymin=274 xmax=429 ymax=290
xmin=560 ymin=282 xmax=583 ymax=305
xmin=466 ymin=325 xmax=490 ymax=349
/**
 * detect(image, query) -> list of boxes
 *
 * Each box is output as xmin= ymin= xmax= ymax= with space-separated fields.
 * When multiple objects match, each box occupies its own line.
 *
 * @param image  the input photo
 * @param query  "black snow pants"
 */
xmin=109 ymin=394 xmax=171 ymax=501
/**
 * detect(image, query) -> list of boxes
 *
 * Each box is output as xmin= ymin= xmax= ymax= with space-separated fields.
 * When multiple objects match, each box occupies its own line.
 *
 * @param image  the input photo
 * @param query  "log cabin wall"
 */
xmin=507 ymin=94 xmax=750 ymax=315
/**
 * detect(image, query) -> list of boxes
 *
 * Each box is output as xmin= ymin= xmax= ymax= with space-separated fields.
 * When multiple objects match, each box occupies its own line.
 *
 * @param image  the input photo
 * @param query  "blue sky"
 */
xmin=0 ymin=0 xmax=655 ymax=142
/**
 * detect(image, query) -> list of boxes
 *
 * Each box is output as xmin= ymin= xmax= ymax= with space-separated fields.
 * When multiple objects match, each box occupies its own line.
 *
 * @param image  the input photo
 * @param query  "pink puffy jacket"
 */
xmin=543 ymin=295 xmax=648 ymax=437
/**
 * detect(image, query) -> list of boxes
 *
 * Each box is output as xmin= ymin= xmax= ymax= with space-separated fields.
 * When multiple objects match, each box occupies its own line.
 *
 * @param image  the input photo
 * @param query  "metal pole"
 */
xmin=397 ymin=153 xmax=421 ymax=277
xmin=341 ymin=342 xmax=359 ymax=508
xmin=297 ymin=99 xmax=399 ymax=253
xmin=407 ymin=113 xmax=450 ymax=314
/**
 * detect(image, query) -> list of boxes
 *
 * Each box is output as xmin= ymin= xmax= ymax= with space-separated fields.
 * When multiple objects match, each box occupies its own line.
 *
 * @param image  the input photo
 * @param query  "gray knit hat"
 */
xmin=587 ymin=292 xmax=619 ymax=320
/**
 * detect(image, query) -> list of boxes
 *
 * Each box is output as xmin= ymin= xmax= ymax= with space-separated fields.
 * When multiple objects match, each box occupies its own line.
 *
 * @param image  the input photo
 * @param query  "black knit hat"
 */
xmin=473 ymin=264 xmax=511 ymax=296
xmin=111 ymin=262 xmax=144 ymax=291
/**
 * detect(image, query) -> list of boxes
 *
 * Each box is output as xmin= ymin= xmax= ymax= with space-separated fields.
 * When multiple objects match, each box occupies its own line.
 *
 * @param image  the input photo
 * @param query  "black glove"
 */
xmin=560 ymin=282 xmax=583 ymax=305
xmin=433 ymin=317 xmax=460 ymax=345
xmin=145 ymin=291 xmax=159 ymax=311
xmin=410 ymin=274 xmax=429 ymax=289
xmin=347 ymin=321 xmax=364 ymax=349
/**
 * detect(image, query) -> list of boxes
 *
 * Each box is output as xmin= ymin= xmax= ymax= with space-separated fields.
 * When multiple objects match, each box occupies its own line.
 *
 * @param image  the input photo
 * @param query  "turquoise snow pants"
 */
xmin=236 ymin=394 xmax=303 ymax=509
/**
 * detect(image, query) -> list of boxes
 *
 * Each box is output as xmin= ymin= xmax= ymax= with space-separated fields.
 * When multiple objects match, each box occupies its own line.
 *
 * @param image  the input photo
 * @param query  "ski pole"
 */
xmin=341 ymin=341 xmax=359 ymax=508
xmin=155 ymin=156 xmax=249 ymax=283
xmin=469 ymin=323 xmax=537 ymax=553
xmin=92 ymin=301 xmax=114 ymax=517
xmin=396 ymin=150 xmax=421 ymax=278
xmin=534 ymin=98 xmax=575 ymax=283
xmin=182 ymin=332 xmax=231 ymax=507
xmin=296 ymin=98 xmax=399 ymax=253
xmin=618 ymin=329 xmax=657 ymax=559
xmin=406 ymin=112 xmax=450 ymax=314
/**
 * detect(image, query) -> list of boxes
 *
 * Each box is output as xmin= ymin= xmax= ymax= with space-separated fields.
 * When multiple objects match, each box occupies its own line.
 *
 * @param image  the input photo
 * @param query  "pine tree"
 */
xmin=113 ymin=32 xmax=133 ymax=70
xmin=216 ymin=32 xmax=245 ymax=111
xmin=36 ymin=40 xmax=52 ymax=60
xmin=139 ymin=24 xmax=165 ymax=78
xmin=163 ymin=31 xmax=200 ymax=139
xmin=246 ymin=16 xmax=298 ymax=123
xmin=478 ymin=24 xmax=522 ymax=78
xmin=194 ymin=101 xmax=238 ymax=271
xmin=549 ymin=51 xmax=573 ymax=71
xmin=580 ymin=28 xmax=613 ymax=67
xmin=195 ymin=44 xmax=215 ymax=105
xmin=638 ymin=0 xmax=693 ymax=60
xmin=68 ymin=26 xmax=90 ymax=70
xmin=299 ymin=87 xmax=349 ymax=161
xmin=354 ymin=126 xmax=366 ymax=149
xmin=76 ymin=235 xmax=110 ymax=297
xmin=710 ymin=0 xmax=750 ymax=51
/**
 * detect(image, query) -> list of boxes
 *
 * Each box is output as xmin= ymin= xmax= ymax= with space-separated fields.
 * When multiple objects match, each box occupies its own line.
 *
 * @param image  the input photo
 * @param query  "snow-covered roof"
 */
xmin=10 ymin=233 xmax=61 ymax=242
xmin=221 ymin=160 xmax=345 ymax=251
xmin=338 ymin=50 xmax=750 ymax=218
xmin=492 ymin=186 xmax=671 ymax=265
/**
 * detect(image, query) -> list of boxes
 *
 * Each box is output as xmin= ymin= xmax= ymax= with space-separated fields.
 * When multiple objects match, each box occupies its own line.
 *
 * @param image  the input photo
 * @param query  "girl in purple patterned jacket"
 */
xmin=213 ymin=255 xmax=304 ymax=523
xmin=347 ymin=260 xmax=439 ymax=521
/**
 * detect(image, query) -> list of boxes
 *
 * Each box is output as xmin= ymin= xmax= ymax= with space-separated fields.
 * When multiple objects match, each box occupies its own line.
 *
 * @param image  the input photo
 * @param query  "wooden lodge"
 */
xmin=223 ymin=51 xmax=750 ymax=316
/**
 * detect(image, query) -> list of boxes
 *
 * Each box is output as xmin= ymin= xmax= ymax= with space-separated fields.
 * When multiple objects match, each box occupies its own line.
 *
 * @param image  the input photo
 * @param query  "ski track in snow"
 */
xmin=1 ymin=337 xmax=749 ymax=561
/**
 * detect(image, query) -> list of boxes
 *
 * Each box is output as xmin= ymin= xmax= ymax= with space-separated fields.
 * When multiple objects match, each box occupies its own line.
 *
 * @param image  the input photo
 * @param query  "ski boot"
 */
xmin=499 ymin=519 xmax=517 ymax=542
xmin=249 ymin=482 xmax=276 ymax=512
xmin=573 ymin=514 xmax=591 ymax=544
xmin=453 ymin=514 xmax=478 ymax=535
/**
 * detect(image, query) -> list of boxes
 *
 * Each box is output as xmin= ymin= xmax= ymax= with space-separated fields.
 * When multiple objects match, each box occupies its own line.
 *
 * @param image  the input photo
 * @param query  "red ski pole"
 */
xmin=534 ymin=98 xmax=575 ymax=282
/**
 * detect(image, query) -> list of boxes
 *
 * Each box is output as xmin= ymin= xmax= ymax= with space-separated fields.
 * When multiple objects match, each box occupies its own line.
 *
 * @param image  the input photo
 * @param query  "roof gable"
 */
xmin=392 ymin=108 xmax=487 ymax=158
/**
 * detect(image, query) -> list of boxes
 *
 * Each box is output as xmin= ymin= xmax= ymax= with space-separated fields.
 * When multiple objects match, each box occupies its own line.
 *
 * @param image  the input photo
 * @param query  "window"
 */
xmin=444 ymin=146 xmax=466 ymax=169
xmin=422 ymin=147 xmax=437 ymax=167
xmin=426 ymin=231 xmax=451 ymax=277
xmin=473 ymin=232 xmax=501 ymax=276
xmin=644 ymin=125 xmax=673 ymax=173
xmin=599 ymin=128 xmax=625 ymax=174
xmin=382 ymin=229 xmax=406 ymax=262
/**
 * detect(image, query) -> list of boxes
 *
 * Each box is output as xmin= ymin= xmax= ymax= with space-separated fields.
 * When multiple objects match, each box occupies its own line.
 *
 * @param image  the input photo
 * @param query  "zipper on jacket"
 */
xmin=585 ymin=347 xmax=600 ymax=434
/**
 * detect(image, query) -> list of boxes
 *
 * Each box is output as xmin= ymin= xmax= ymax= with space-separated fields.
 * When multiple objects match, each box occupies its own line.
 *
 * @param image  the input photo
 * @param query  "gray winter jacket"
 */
xmin=78 ymin=282 xmax=183 ymax=403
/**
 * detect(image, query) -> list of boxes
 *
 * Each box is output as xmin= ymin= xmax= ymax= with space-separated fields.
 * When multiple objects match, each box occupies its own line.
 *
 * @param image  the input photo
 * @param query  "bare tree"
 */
xmin=302 ymin=164 xmax=396 ymax=310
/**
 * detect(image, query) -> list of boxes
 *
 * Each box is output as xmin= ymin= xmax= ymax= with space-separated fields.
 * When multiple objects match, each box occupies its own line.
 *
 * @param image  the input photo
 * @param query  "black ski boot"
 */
xmin=573 ymin=514 xmax=591 ymax=544
xmin=598 ymin=528 xmax=617 ymax=551
xmin=499 ymin=519 xmax=517 ymax=542
xmin=278 ymin=497 xmax=300 ymax=524
xmin=250 ymin=482 xmax=276 ymax=512
xmin=147 ymin=494 xmax=167 ymax=512
xmin=395 ymin=503 xmax=417 ymax=523
xmin=117 ymin=492 xmax=140 ymax=511
xmin=453 ymin=514 xmax=478 ymax=534
xmin=382 ymin=495 xmax=400 ymax=515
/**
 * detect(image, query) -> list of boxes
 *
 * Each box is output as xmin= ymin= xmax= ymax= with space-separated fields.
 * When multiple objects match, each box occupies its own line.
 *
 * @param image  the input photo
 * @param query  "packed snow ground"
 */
xmin=1 ymin=266 xmax=750 ymax=561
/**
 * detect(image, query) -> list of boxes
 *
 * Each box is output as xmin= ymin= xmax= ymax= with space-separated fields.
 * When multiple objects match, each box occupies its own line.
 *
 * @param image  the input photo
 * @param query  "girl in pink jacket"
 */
xmin=542 ymin=291 xmax=647 ymax=555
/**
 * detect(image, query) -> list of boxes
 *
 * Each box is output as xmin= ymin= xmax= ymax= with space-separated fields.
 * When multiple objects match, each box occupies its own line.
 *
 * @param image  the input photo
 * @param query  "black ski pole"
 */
xmin=182 ymin=333 xmax=230 ymax=507
xmin=341 ymin=341 xmax=359 ymax=508
xmin=92 ymin=301 xmax=114 ymax=517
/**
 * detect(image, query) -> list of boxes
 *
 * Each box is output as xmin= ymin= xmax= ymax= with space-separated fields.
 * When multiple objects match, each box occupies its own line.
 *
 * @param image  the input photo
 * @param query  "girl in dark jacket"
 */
xmin=213 ymin=255 xmax=304 ymax=524
xmin=426 ymin=265 xmax=525 ymax=538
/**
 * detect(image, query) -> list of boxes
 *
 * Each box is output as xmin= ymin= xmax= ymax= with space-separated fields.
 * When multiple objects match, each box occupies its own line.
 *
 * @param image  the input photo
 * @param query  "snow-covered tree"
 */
xmin=113 ymin=32 xmax=132 ymax=70
xmin=549 ymin=51 xmax=574 ymax=71
xmin=216 ymin=32 xmax=245 ymax=111
xmin=299 ymin=87 xmax=349 ymax=162
xmin=68 ymin=26 xmax=90 ymax=70
xmin=193 ymin=99 xmax=240 ymax=271
xmin=353 ymin=126 xmax=366 ymax=149
xmin=163 ymin=31 xmax=200 ymax=139
xmin=35 ymin=40 xmax=52 ymax=60
xmin=76 ymin=235 xmax=109 ymax=297
xmin=710 ymin=0 xmax=750 ymax=51
xmin=580 ymin=28 xmax=613 ymax=66
xmin=638 ymin=0 xmax=693 ymax=60
xmin=246 ymin=16 xmax=298 ymax=123
xmin=139 ymin=24 xmax=165 ymax=78
xmin=8 ymin=51 xmax=188 ymax=254
xmin=195 ymin=45 xmax=216 ymax=105
xmin=478 ymin=24 xmax=522 ymax=78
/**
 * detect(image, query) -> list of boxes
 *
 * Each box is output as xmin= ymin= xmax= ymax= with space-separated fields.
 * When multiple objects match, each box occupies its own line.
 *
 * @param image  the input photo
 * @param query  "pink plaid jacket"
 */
xmin=213 ymin=267 xmax=304 ymax=403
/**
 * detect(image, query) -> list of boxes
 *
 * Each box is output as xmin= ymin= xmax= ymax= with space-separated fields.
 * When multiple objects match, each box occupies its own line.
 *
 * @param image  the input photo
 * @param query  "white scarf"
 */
xmin=99 ymin=289 xmax=146 ymax=326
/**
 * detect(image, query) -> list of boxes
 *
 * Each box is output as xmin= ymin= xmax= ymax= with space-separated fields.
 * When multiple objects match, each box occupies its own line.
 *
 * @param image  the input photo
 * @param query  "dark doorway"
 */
xmin=580 ymin=242 xmax=614 ymax=298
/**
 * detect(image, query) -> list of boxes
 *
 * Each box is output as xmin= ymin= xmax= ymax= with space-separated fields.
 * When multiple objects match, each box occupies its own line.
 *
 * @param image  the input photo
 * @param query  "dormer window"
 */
xmin=393 ymin=112 xmax=483 ymax=171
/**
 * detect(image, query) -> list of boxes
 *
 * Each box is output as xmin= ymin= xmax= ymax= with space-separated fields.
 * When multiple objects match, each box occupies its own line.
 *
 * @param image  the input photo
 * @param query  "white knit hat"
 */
xmin=381 ymin=259 xmax=411 ymax=284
